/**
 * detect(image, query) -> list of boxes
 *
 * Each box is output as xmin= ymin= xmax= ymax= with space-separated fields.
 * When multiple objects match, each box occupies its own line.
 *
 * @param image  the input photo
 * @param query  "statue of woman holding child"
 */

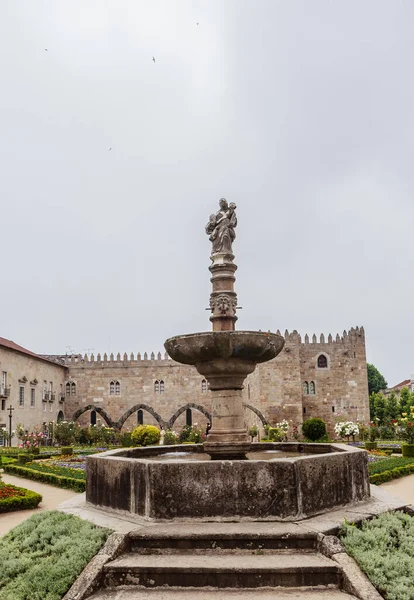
xmin=205 ymin=198 xmax=237 ymax=255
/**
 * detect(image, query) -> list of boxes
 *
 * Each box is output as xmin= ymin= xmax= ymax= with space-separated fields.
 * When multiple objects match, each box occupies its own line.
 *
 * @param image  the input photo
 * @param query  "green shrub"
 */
xmin=131 ymin=425 xmax=161 ymax=447
xmin=248 ymin=425 xmax=259 ymax=440
xmin=364 ymin=441 xmax=377 ymax=450
xmin=368 ymin=456 xmax=414 ymax=477
xmin=164 ymin=430 xmax=178 ymax=445
xmin=31 ymin=447 xmax=40 ymax=455
xmin=268 ymin=427 xmax=283 ymax=442
xmin=120 ymin=432 xmax=132 ymax=447
xmin=0 ymin=483 xmax=42 ymax=513
xmin=302 ymin=418 xmax=327 ymax=442
xmin=178 ymin=425 xmax=192 ymax=443
xmin=61 ymin=446 xmax=74 ymax=455
xmin=341 ymin=511 xmax=414 ymax=600
xmin=0 ymin=510 xmax=111 ymax=600
xmin=3 ymin=464 xmax=85 ymax=492
xmin=402 ymin=444 xmax=414 ymax=457
xmin=17 ymin=453 xmax=33 ymax=465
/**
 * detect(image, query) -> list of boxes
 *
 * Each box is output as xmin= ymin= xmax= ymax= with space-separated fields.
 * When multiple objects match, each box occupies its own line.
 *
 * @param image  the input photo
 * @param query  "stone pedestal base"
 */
xmin=205 ymin=389 xmax=248 ymax=459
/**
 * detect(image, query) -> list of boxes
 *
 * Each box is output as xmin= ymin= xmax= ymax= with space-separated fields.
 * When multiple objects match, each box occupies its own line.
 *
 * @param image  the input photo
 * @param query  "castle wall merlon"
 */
xmin=64 ymin=351 xmax=171 ymax=366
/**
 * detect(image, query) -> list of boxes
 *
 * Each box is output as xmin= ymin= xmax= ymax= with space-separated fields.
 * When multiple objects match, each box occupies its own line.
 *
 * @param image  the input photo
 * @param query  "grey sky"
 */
xmin=1 ymin=0 xmax=413 ymax=386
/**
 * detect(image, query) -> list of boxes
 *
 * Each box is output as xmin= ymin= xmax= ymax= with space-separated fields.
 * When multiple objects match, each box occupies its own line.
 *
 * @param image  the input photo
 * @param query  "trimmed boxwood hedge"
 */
xmin=0 ymin=483 xmax=42 ymax=513
xmin=2 ymin=464 xmax=85 ymax=492
xmin=370 ymin=463 xmax=414 ymax=485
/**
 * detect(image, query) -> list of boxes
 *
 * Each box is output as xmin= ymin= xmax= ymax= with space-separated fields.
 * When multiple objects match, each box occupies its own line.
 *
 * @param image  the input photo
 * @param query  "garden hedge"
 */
xmin=2 ymin=464 xmax=85 ymax=492
xmin=61 ymin=446 xmax=74 ymax=455
xmin=402 ymin=444 xmax=414 ymax=457
xmin=0 ymin=484 xmax=42 ymax=513
xmin=370 ymin=463 xmax=414 ymax=484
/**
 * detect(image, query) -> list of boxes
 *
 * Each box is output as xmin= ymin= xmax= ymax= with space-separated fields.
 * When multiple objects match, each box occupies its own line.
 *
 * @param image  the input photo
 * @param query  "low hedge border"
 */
xmin=0 ymin=484 xmax=42 ymax=513
xmin=370 ymin=462 xmax=414 ymax=485
xmin=2 ymin=464 xmax=85 ymax=492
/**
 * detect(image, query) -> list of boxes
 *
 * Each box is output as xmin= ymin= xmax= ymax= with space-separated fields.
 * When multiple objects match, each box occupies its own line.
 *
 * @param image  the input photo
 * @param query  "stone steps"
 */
xmin=102 ymin=551 xmax=341 ymax=589
xmin=89 ymin=586 xmax=358 ymax=599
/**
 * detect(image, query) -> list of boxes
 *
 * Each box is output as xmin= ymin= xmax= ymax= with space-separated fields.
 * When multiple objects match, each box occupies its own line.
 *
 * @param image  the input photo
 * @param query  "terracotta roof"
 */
xmin=389 ymin=379 xmax=411 ymax=390
xmin=0 ymin=337 xmax=66 ymax=368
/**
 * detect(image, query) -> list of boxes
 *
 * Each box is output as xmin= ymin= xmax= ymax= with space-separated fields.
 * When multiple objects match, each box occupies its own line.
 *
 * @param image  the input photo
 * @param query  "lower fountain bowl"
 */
xmin=86 ymin=443 xmax=370 ymax=521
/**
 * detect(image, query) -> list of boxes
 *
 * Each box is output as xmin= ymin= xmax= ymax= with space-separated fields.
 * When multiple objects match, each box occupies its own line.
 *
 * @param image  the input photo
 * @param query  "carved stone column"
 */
xmin=209 ymin=252 xmax=238 ymax=332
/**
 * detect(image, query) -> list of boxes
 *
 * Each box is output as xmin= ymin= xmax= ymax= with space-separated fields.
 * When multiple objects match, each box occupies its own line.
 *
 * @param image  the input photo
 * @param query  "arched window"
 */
xmin=159 ymin=380 xmax=165 ymax=393
xmin=201 ymin=379 xmax=207 ymax=393
xmin=90 ymin=410 xmax=96 ymax=425
xmin=303 ymin=381 xmax=309 ymax=395
xmin=309 ymin=381 xmax=315 ymax=395
xmin=57 ymin=410 xmax=64 ymax=423
xmin=66 ymin=382 xmax=76 ymax=396
xmin=186 ymin=408 xmax=192 ymax=426
xmin=109 ymin=381 xmax=120 ymax=396
xmin=154 ymin=380 xmax=160 ymax=394
xmin=317 ymin=354 xmax=328 ymax=368
xmin=137 ymin=409 xmax=143 ymax=425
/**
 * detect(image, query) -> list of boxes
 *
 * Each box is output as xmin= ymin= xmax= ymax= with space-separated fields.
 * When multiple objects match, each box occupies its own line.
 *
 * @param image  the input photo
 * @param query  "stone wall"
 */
xmin=0 ymin=348 xmax=67 ymax=442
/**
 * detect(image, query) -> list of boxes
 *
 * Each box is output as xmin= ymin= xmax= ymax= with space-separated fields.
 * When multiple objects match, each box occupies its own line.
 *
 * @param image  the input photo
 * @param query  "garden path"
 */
xmin=380 ymin=473 xmax=414 ymax=504
xmin=0 ymin=472 xmax=81 ymax=537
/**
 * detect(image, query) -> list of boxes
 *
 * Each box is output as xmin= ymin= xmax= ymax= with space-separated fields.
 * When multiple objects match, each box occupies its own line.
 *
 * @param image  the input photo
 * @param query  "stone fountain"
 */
xmin=85 ymin=199 xmax=370 ymax=521
xmin=165 ymin=199 xmax=285 ymax=459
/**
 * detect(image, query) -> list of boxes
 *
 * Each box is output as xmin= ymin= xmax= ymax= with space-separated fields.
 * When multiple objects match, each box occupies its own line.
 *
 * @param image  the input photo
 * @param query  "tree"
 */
xmin=399 ymin=387 xmax=414 ymax=416
xmin=367 ymin=364 xmax=388 ymax=395
xmin=372 ymin=393 xmax=386 ymax=425
xmin=385 ymin=392 xmax=399 ymax=421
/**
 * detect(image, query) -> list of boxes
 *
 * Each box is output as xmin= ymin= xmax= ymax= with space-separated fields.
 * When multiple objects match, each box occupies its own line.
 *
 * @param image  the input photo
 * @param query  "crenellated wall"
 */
xmin=61 ymin=326 xmax=369 ymax=435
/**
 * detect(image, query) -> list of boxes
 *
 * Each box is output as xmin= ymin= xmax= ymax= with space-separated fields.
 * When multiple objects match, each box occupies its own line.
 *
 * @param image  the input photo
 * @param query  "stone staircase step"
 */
xmin=128 ymin=524 xmax=318 ymax=552
xmin=89 ymin=586 xmax=358 ymax=599
xmin=103 ymin=552 xmax=340 ymax=589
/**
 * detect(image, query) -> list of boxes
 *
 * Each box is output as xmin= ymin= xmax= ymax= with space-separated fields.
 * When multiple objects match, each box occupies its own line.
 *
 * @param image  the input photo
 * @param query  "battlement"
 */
xmin=278 ymin=326 xmax=365 ymax=345
xmin=64 ymin=351 xmax=171 ymax=365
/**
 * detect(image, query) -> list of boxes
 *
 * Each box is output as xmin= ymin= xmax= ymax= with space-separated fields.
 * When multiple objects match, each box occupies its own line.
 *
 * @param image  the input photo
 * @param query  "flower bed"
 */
xmin=2 ymin=457 xmax=86 ymax=492
xmin=0 ymin=482 xmax=42 ymax=512
xmin=0 ymin=510 xmax=111 ymax=600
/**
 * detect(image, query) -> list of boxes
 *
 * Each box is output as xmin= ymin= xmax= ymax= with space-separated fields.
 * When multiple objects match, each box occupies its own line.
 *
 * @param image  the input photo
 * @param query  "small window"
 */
xmin=137 ymin=409 xmax=144 ymax=425
xmin=71 ymin=382 xmax=76 ymax=396
xmin=303 ymin=406 xmax=306 ymax=414
xmin=247 ymin=383 xmax=250 ymax=400
xmin=159 ymin=380 xmax=165 ymax=393
xmin=317 ymin=354 xmax=328 ymax=368
xmin=90 ymin=410 xmax=97 ymax=425
xmin=43 ymin=401 xmax=47 ymax=412
xmin=0 ymin=427 xmax=5 ymax=447
xmin=309 ymin=381 xmax=315 ymax=395
xmin=19 ymin=386 xmax=24 ymax=407
xmin=332 ymin=406 xmax=335 ymax=413
xmin=201 ymin=379 xmax=207 ymax=393
xmin=110 ymin=381 xmax=120 ymax=396
xmin=186 ymin=408 xmax=192 ymax=426
xmin=1 ymin=400 xmax=5 ymax=411
xmin=66 ymin=382 xmax=71 ymax=396
xmin=154 ymin=380 xmax=160 ymax=394
xmin=303 ymin=381 xmax=309 ymax=395
xmin=30 ymin=388 xmax=35 ymax=407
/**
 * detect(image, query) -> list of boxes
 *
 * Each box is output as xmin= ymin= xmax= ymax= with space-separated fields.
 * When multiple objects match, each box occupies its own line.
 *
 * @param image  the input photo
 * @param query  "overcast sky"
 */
xmin=1 ymin=0 xmax=413 ymax=386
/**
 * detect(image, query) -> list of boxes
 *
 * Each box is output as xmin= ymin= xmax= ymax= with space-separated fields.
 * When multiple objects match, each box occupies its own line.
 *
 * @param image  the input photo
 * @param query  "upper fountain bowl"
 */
xmin=164 ymin=331 xmax=285 ymax=389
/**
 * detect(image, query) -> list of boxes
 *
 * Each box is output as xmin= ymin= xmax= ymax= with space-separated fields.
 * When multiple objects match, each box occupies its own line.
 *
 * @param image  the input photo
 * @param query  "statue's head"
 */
xmin=229 ymin=202 xmax=236 ymax=210
xmin=219 ymin=198 xmax=228 ymax=210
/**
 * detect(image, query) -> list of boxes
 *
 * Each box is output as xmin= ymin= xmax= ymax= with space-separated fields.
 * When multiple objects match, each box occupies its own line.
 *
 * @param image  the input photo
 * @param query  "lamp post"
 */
xmin=8 ymin=405 xmax=14 ymax=447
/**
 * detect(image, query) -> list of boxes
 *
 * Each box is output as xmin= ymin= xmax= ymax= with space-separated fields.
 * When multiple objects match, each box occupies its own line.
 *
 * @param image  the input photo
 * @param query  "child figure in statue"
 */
xmin=205 ymin=198 xmax=237 ymax=255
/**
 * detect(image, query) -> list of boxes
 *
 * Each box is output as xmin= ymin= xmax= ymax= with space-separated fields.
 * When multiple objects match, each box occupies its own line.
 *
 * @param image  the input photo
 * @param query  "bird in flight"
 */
xmin=45 ymin=48 xmax=48 ymax=51
xmin=152 ymin=56 xmax=156 ymax=62
xmin=196 ymin=22 xmax=199 ymax=25
xmin=108 ymin=147 xmax=112 ymax=151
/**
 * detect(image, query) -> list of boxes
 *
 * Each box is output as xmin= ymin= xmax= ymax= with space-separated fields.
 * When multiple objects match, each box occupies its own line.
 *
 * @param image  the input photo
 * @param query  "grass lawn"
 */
xmin=0 ymin=510 xmax=111 ymax=600
xmin=341 ymin=511 xmax=414 ymax=600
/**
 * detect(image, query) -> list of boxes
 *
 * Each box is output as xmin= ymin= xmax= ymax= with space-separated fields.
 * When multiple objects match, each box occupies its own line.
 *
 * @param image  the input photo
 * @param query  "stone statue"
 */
xmin=205 ymin=198 xmax=237 ymax=255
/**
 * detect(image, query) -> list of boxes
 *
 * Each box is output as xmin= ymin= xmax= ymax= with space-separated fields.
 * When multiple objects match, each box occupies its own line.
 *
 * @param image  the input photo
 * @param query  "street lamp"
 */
xmin=8 ymin=405 xmax=14 ymax=447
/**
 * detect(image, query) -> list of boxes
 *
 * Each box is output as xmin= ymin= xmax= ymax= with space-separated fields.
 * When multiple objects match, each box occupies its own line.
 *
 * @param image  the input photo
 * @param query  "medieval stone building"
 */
xmin=0 ymin=326 xmax=369 ymax=445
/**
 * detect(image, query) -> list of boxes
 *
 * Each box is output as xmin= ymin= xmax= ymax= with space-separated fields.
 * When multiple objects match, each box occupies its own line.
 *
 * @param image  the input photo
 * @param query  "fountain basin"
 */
xmin=164 ymin=331 xmax=285 ymax=389
xmin=86 ymin=443 xmax=369 ymax=521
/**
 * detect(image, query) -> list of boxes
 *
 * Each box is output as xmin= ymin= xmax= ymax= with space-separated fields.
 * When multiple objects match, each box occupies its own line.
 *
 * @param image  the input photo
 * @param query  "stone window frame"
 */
xmin=201 ymin=379 xmax=207 ymax=393
xmin=316 ymin=353 xmax=329 ymax=369
xmin=309 ymin=381 xmax=316 ymax=395
xmin=154 ymin=380 xmax=165 ymax=394
xmin=109 ymin=381 xmax=121 ymax=396
xmin=30 ymin=387 xmax=36 ymax=408
xmin=66 ymin=381 xmax=76 ymax=396
xmin=303 ymin=381 xmax=309 ymax=395
xmin=19 ymin=385 xmax=25 ymax=407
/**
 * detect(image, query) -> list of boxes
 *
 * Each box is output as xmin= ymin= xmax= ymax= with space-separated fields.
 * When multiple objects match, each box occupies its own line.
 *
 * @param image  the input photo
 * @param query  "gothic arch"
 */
xmin=169 ymin=403 xmax=212 ymax=428
xmin=243 ymin=403 xmax=268 ymax=426
xmin=71 ymin=405 xmax=115 ymax=428
xmin=117 ymin=404 xmax=166 ymax=430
